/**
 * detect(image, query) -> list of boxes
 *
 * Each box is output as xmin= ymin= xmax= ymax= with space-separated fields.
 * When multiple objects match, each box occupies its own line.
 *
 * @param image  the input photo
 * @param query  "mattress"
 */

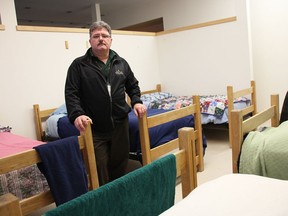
xmin=161 ymin=174 xmax=288 ymax=216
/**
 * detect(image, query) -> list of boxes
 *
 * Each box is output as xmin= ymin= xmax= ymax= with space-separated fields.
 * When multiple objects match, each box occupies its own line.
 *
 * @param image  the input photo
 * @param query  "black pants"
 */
xmin=92 ymin=117 xmax=129 ymax=186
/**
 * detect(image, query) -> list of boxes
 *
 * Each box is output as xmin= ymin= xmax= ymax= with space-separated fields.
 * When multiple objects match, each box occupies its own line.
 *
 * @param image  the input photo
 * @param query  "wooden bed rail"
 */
xmin=138 ymin=95 xmax=204 ymax=172
xmin=227 ymin=80 xmax=257 ymax=148
xmin=230 ymin=94 xmax=279 ymax=173
xmin=0 ymin=123 xmax=99 ymax=216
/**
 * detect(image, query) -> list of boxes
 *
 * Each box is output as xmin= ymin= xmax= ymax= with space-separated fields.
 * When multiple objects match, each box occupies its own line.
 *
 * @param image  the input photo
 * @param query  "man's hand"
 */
xmin=74 ymin=115 xmax=93 ymax=132
xmin=133 ymin=103 xmax=147 ymax=118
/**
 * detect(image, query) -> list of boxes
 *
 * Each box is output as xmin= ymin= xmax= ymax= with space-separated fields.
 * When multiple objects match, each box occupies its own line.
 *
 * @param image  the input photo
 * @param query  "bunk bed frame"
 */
xmin=0 ymin=123 xmax=99 ymax=216
xmin=230 ymin=94 xmax=279 ymax=173
xmin=138 ymin=95 xmax=204 ymax=172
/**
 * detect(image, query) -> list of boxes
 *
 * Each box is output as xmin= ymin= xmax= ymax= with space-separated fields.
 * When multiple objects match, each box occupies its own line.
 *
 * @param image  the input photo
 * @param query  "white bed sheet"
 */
xmin=161 ymin=174 xmax=288 ymax=216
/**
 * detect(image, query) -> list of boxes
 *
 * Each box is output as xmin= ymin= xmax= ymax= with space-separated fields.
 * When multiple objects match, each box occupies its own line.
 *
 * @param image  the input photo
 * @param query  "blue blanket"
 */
xmin=34 ymin=136 xmax=88 ymax=206
xmin=129 ymin=109 xmax=207 ymax=156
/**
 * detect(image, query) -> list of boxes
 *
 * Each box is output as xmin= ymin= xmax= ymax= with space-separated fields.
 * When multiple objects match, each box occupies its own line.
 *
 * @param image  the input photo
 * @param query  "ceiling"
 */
xmin=13 ymin=0 xmax=161 ymax=31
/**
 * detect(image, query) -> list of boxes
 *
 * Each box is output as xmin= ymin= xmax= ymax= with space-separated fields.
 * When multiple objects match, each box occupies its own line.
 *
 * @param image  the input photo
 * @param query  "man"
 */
xmin=65 ymin=21 xmax=146 ymax=185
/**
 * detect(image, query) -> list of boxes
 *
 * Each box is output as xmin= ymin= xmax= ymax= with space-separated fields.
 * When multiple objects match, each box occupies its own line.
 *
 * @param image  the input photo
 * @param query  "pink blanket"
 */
xmin=0 ymin=132 xmax=44 ymax=157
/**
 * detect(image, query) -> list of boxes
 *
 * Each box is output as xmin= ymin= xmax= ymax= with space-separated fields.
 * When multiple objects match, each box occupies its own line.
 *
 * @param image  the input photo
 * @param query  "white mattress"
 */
xmin=161 ymin=174 xmax=288 ymax=216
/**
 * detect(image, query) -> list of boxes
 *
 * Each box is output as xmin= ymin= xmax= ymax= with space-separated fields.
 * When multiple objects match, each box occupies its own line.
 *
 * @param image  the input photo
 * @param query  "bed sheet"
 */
xmin=161 ymin=174 xmax=288 ymax=216
xmin=0 ymin=132 xmax=49 ymax=200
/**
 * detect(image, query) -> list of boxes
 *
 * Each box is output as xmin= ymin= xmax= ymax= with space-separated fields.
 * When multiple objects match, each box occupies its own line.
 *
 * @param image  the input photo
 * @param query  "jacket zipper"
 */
xmin=82 ymin=61 xmax=115 ymax=129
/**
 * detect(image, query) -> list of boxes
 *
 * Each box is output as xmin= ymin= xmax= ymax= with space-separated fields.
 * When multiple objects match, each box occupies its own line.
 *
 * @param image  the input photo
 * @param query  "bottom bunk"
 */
xmin=33 ymin=103 xmax=207 ymax=164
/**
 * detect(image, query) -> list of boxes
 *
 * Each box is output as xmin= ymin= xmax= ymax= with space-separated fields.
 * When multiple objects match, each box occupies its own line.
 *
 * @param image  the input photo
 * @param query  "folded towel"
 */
xmin=44 ymin=154 xmax=176 ymax=216
xmin=34 ymin=136 xmax=88 ymax=206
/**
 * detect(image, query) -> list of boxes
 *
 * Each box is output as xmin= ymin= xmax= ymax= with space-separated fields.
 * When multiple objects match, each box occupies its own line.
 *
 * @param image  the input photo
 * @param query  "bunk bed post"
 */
xmin=138 ymin=112 xmax=152 ymax=165
xmin=33 ymin=104 xmax=43 ymax=141
xmin=251 ymin=80 xmax=257 ymax=116
xmin=156 ymin=84 xmax=161 ymax=92
xmin=271 ymin=94 xmax=279 ymax=127
xmin=227 ymin=85 xmax=234 ymax=148
xmin=231 ymin=109 xmax=243 ymax=173
xmin=178 ymin=127 xmax=197 ymax=197
xmin=0 ymin=193 xmax=22 ymax=216
xmin=192 ymin=95 xmax=204 ymax=171
xmin=81 ymin=123 xmax=99 ymax=189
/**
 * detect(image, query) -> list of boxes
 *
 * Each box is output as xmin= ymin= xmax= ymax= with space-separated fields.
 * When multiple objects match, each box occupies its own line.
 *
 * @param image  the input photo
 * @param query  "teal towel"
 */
xmin=44 ymin=154 xmax=176 ymax=216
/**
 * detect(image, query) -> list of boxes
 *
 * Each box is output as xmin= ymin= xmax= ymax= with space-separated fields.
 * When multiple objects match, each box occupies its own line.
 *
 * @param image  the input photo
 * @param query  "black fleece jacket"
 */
xmin=65 ymin=48 xmax=142 ymax=132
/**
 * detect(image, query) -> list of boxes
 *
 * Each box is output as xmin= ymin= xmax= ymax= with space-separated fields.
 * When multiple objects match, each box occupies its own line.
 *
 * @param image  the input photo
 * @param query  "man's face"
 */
xmin=89 ymin=28 xmax=112 ymax=52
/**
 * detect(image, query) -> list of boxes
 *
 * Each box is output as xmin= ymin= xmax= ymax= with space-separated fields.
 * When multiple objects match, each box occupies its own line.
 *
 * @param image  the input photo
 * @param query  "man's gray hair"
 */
xmin=89 ymin=21 xmax=112 ymax=38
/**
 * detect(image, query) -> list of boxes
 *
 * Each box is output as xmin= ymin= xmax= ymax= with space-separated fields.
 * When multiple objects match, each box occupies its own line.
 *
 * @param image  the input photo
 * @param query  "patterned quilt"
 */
xmin=141 ymin=92 xmax=250 ymax=117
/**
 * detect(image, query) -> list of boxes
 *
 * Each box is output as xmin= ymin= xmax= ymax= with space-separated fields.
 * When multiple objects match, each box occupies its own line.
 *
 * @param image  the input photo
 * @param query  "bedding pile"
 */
xmin=239 ymin=120 xmax=288 ymax=179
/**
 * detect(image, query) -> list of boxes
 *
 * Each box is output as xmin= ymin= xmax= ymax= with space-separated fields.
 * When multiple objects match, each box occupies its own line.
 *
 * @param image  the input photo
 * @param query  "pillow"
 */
xmin=0 ymin=125 xmax=12 ymax=132
xmin=50 ymin=104 xmax=67 ymax=116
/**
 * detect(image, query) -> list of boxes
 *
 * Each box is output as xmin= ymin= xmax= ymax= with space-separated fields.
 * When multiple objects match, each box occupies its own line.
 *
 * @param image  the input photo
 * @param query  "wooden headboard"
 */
xmin=126 ymin=84 xmax=161 ymax=106
xmin=33 ymin=104 xmax=57 ymax=141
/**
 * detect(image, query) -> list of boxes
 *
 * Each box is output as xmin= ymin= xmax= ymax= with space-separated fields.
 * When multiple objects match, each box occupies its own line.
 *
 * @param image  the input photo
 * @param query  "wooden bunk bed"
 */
xmin=0 ymin=123 xmax=99 ymax=216
xmin=34 ymin=82 xmax=250 ymax=143
xmin=227 ymin=80 xmax=257 ymax=147
xmin=138 ymin=95 xmax=204 ymax=172
xmin=230 ymin=94 xmax=279 ymax=173
xmin=33 ymin=84 xmax=207 ymax=162
xmin=41 ymin=127 xmax=198 ymax=216
xmin=33 ymin=84 xmax=161 ymax=142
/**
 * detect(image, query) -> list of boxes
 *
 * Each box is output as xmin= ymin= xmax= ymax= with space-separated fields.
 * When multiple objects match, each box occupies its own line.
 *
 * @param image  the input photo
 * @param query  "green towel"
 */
xmin=44 ymin=154 xmax=176 ymax=216
xmin=239 ymin=121 xmax=288 ymax=179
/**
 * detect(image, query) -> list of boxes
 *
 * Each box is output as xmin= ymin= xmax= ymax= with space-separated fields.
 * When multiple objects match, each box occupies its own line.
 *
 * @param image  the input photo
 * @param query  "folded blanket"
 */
xmin=44 ymin=154 xmax=177 ymax=216
xmin=34 ymin=136 xmax=88 ymax=206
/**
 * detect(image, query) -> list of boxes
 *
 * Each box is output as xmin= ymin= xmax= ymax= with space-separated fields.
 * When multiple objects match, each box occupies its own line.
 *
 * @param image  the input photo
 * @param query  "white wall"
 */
xmin=105 ymin=0 xmax=236 ymax=30
xmin=248 ymin=0 xmax=288 ymax=111
xmin=157 ymin=0 xmax=251 ymax=95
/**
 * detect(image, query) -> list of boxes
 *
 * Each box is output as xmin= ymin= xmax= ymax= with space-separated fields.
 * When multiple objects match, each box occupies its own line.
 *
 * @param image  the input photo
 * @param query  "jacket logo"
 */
xmin=115 ymin=70 xmax=124 ymax=75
